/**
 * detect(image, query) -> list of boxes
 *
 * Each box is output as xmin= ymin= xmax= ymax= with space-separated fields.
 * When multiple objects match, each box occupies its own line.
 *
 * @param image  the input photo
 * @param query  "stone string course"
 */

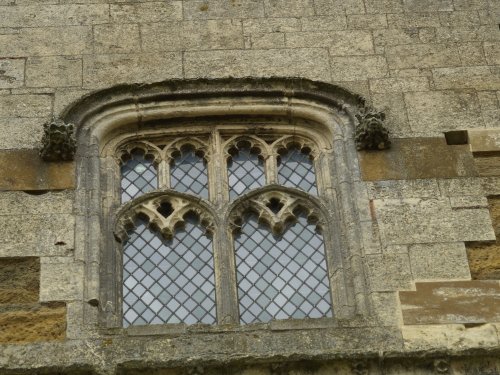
xmin=0 ymin=0 xmax=499 ymax=373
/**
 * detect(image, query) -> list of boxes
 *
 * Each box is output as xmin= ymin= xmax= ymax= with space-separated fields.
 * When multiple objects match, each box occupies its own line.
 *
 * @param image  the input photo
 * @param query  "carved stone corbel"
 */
xmin=354 ymin=107 xmax=391 ymax=151
xmin=40 ymin=117 xmax=77 ymax=161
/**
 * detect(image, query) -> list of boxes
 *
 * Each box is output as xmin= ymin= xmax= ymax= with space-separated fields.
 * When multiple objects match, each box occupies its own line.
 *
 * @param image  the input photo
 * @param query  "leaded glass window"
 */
xmin=114 ymin=129 xmax=335 ymax=328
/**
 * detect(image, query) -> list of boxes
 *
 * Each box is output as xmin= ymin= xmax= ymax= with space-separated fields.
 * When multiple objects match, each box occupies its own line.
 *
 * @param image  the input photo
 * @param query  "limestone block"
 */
xmin=0 ymin=4 xmax=109 ymax=28
xmin=0 ymin=150 xmax=75 ymax=192
xmin=40 ymin=257 xmax=83 ymax=301
xmin=373 ymin=28 xmax=420 ymax=48
xmin=458 ymin=42 xmax=487 ymax=65
xmin=365 ymin=253 xmax=413 ymax=291
xmin=400 ymin=281 xmax=500 ymax=325
xmin=0 ymin=257 xmax=39 ymax=304
xmin=110 ymin=1 xmax=183 ymax=23
xmin=402 ymin=324 xmax=499 ymax=352
xmin=242 ymin=18 xmax=301 ymax=33
xmin=402 ymin=0 xmax=453 ymax=12
xmin=453 ymin=208 xmax=496 ymax=242
xmin=0 ymin=213 xmax=74 ymax=258
xmin=481 ymin=177 xmax=500 ymax=196
xmin=405 ymin=91 xmax=482 ymax=133
xmin=285 ymin=30 xmax=373 ymax=55
xmin=438 ymin=177 xmax=484 ymax=196
xmin=387 ymin=13 xmax=441 ymax=28
xmin=184 ymin=49 xmax=331 ymax=81
xmin=0 ymin=94 xmax=52 ymax=118
xmin=366 ymin=179 xmax=440 ymax=199
xmin=0 ymin=26 xmax=92 ymax=57
xmin=433 ymin=66 xmax=500 ymax=90
xmin=347 ymin=14 xmax=387 ymax=29
xmin=369 ymin=77 xmax=429 ymax=93
xmin=83 ymin=53 xmax=183 ymax=89
xmin=449 ymin=196 xmax=488 ymax=208
xmin=330 ymin=56 xmax=388 ymax=81
xmin=314 ymin=0 xmax=365 ymax=14
xmin=370 ymin=292 xmax=402 ymax=326
xmin=484 ymin=42 xmax=500 ymax=65
xmin=0 ymin=302 xmax=66 ymax=344
xmin=247 ymin=33 xmax=285 ymax=49
xmin=386 ymin=44 xmax=460 ymax=69
xmin=439 ymin=11 xmax=481 ymax=27
xmin=141 ymin=20 xmax=243 ymax=52
xmin=26 ymin=56 xmax=82 ymax=88
xmin=374 ymin=198 xmax=454 ymax=245
xmin=301 ymin=15 xmax=347 ymax=31
xmin=183 ymin=0 xmax=265 ymax=19
xmin=436 ymin=25 xmax=500 ymax=43
xmin=0 ymin=117 xmax=44 ymax=149
xmin=364 ymin=0 xmax=403 ymax=13
xmin=372 ymin=92 xmax=411 ymax=137
xmin=263 ymin=0 xmax=314 ymax=17
xmin=66 ymin=301 xmax=99 ymax=340
xmin=0 ymin=191 xmax=73 ymax=215
xmin=0 ymin=59 xmax=24 ymax=89
xmin=408 ymin=243 xmax=471 ymax=280
xmin=53 ymin=88 xmax=91 ymax=115
xmin=451 ymin=357 xmax=500 ymax=375
xmin=467 ymin=242 xmax=500 ymax=280
xmin=93 ymin=24 xmax=141 ymax=54
xmin=453 ymin=0 xmax=494 ymax=10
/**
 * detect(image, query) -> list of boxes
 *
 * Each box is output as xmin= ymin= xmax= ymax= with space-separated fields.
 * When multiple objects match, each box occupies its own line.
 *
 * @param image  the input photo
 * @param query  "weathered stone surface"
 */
xmin=386 ymin=44 xmax=460 ymax=69
xmin=0 ymin=117 xmax=44 ymax=149
xmin=372 ymin=92 xmax=411 ymax=136
xmin=314 ymin=0 xmax=365 ymax=14
xmin=242 ymin=18 xmax=301 ymax=33
xmin=26 ymin=56 xmax=82 ymax=88
xmin=0 ymin=190 xmax=73 ymax=215
xmin=405 ymin=91 xmax=482 ymax=133
xmin=402 ymin=0 xmax=453 ymax=12
xmin=0 ymin=257 xmax=39 ymax=304
xmin=184 ymin=0 xmax=265 ymax=19
xmin=0 ymin=149 xmax=74 ymax=190
xmin=364 ymin=0 xmax=403 ymax=13
xmin=263 ymin=0 xmax=314 ymax=17
xmin=433 ymin=66 xmax=500 ymax=90
xmin=0 ymin=58 xmax=24 ymax=89
xmin=0 ymin=302 xmax=66 ymax=344
xmin=408 ymin=242 xmax=471 ymax=280
xmin=370 ymin=77 xmax=430 ymax=93
xmin=436 ymin=25 xmax=500 ymax=43
xmin=40 ymin=257 xmax=83 ymax=301
xmin=93 ymin=24 xmax=141 ymax=54
xmin=110 ymin=2 xmax=183 ymax=23
xmin=301 ymin=15 xmax=347 ymax=31
xmin=0 ymin=94 xmax=52 ymax=118
xmin=387 ymin=13 xmax=441 ymax=28
xmin=347 ymin=14 xmax=387 ymax=29
xmin=330 ymin=55 xmax=388 ymax=80
xmin=246 ymin=33 xmax=285 ymax=49
xmin=0 ymin=26 xmax=92 ymax=57
xmin=438 ymin=177 xmax=484 ymax=196
xmin=184 ymin=49 xmax=331 ymax=81
xmin=373 ymin=28 xmax=421 ymax=48
xmin=484 ymin=42 xmax=500 ymax=65
xmin=439 ymin=11 xmax=481 ymax=27
xmin=474 ymin=156 xmax=500 ymax=177
xmin=141 ymin=20 xmax=243 ymax=52
xmin=285 ymin=31 xmax=373 ymax=55
xmin=0 ymin=4 xmax=109 ymax=27
xmin=365 ymin=253 xmax=413 ymax=291
xmin=359 ymin=138 xmax=478 ymax=181
xmin=366 ymin=179 xmax=440 ymax=199
xmin=399 ymin=281 xmax=500 ymax=324
xmin=83 ymin=53 xmax=183 ymax=89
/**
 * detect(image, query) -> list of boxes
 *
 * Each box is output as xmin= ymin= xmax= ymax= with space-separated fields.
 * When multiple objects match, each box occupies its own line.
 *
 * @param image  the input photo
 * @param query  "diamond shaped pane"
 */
xmin=228 ymin=147 xmax=265 ymax=199
xmin=123 ymin=216 xmax=216 ymax=327
xmin=171 ymin=149 xmax=208 ymax=199
xmin=278 ymin=147 xmax=317 ymax=194
xmin=234 ymin=213 xmax=332 ymax=324
xmin=121 ymin=152 xmax=158 ymax=203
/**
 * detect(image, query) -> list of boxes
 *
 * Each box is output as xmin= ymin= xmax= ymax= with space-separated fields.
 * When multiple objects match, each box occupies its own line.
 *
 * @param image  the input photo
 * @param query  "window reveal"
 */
xmin=115 ymin=130 xmax=334 ymax=326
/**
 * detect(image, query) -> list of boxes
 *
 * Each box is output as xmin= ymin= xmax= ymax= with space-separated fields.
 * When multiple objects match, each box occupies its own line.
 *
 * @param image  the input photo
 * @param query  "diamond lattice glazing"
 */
xmin=234 ymin=213 xmax=332 ymax=324
xmin=170 ymin=149 xmax=209 ymax=199
xmin=228 ymin=147 xmax=265 ymax=199
xmin=121 ymin=152 xmax=158 ymax=203
xmin=123 ymin=216 xmax=216 ymax=327
xmin=278 ymin=147 xmax=317 ymax=194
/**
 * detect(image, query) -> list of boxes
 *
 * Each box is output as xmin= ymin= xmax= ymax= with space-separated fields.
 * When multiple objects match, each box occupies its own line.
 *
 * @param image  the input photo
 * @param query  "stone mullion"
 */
xmin=210 ymin=130 xmax=240 ymax=324
xmin=158 ymin=159 xmax=169 ymax=189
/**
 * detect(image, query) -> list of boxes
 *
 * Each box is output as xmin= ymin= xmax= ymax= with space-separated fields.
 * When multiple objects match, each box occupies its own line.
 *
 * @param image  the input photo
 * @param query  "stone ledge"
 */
xmin=0 ymin=149 xmax=75 ymax=191
xmin=399 ymin=281 xmax=500 ymax=325
xmin=358 ymin=138 xmax=478 ymax=181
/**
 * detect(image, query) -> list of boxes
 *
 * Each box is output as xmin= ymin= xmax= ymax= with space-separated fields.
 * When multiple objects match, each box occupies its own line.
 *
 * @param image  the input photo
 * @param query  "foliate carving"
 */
xmin=229 ymin=190 xmax=322 ymax=236
xmin=433 ymin=359 xmax=450 ymax=374
xmin=40 ymin=117 xmax=76 ymax=161
xmin=116 ymin=141 xmax=161 ymax=165
xmin=354 ymin=107 xmax=390 ymax=151
xmin=115 ymin=194 xmax=214 ymax=241
xmin=274 ymin=135 xmax=318 ymax=159
xmin=164 ymin=137 xmax=209 ymax=163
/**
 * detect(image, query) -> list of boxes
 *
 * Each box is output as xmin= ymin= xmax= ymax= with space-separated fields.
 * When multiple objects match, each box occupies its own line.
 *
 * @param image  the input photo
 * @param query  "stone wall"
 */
xmin=0 ymin=0 xmax=499 ymax=374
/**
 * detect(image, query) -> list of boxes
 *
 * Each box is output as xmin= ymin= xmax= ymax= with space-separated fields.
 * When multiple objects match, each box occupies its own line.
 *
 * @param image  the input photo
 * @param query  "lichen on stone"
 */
xmin=40 ymin=117 xmax=76 ymax=162
xmin=354 ymin=107 xmax=391 ymax=151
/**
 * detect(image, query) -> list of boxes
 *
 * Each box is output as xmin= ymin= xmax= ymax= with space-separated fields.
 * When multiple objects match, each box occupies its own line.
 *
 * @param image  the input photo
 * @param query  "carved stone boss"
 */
xmin=40 ymin=117 xmax=77 ymax=162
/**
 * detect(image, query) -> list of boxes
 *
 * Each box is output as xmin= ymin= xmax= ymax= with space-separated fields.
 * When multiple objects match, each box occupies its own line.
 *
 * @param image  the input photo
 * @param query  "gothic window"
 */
xmin=113 ymin=130 xmax=335 ymax=327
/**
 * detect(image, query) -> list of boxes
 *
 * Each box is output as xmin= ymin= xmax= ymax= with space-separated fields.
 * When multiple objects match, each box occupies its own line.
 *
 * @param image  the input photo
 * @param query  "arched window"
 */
xmin=67 ymin=78 xmax=373 ymax=330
